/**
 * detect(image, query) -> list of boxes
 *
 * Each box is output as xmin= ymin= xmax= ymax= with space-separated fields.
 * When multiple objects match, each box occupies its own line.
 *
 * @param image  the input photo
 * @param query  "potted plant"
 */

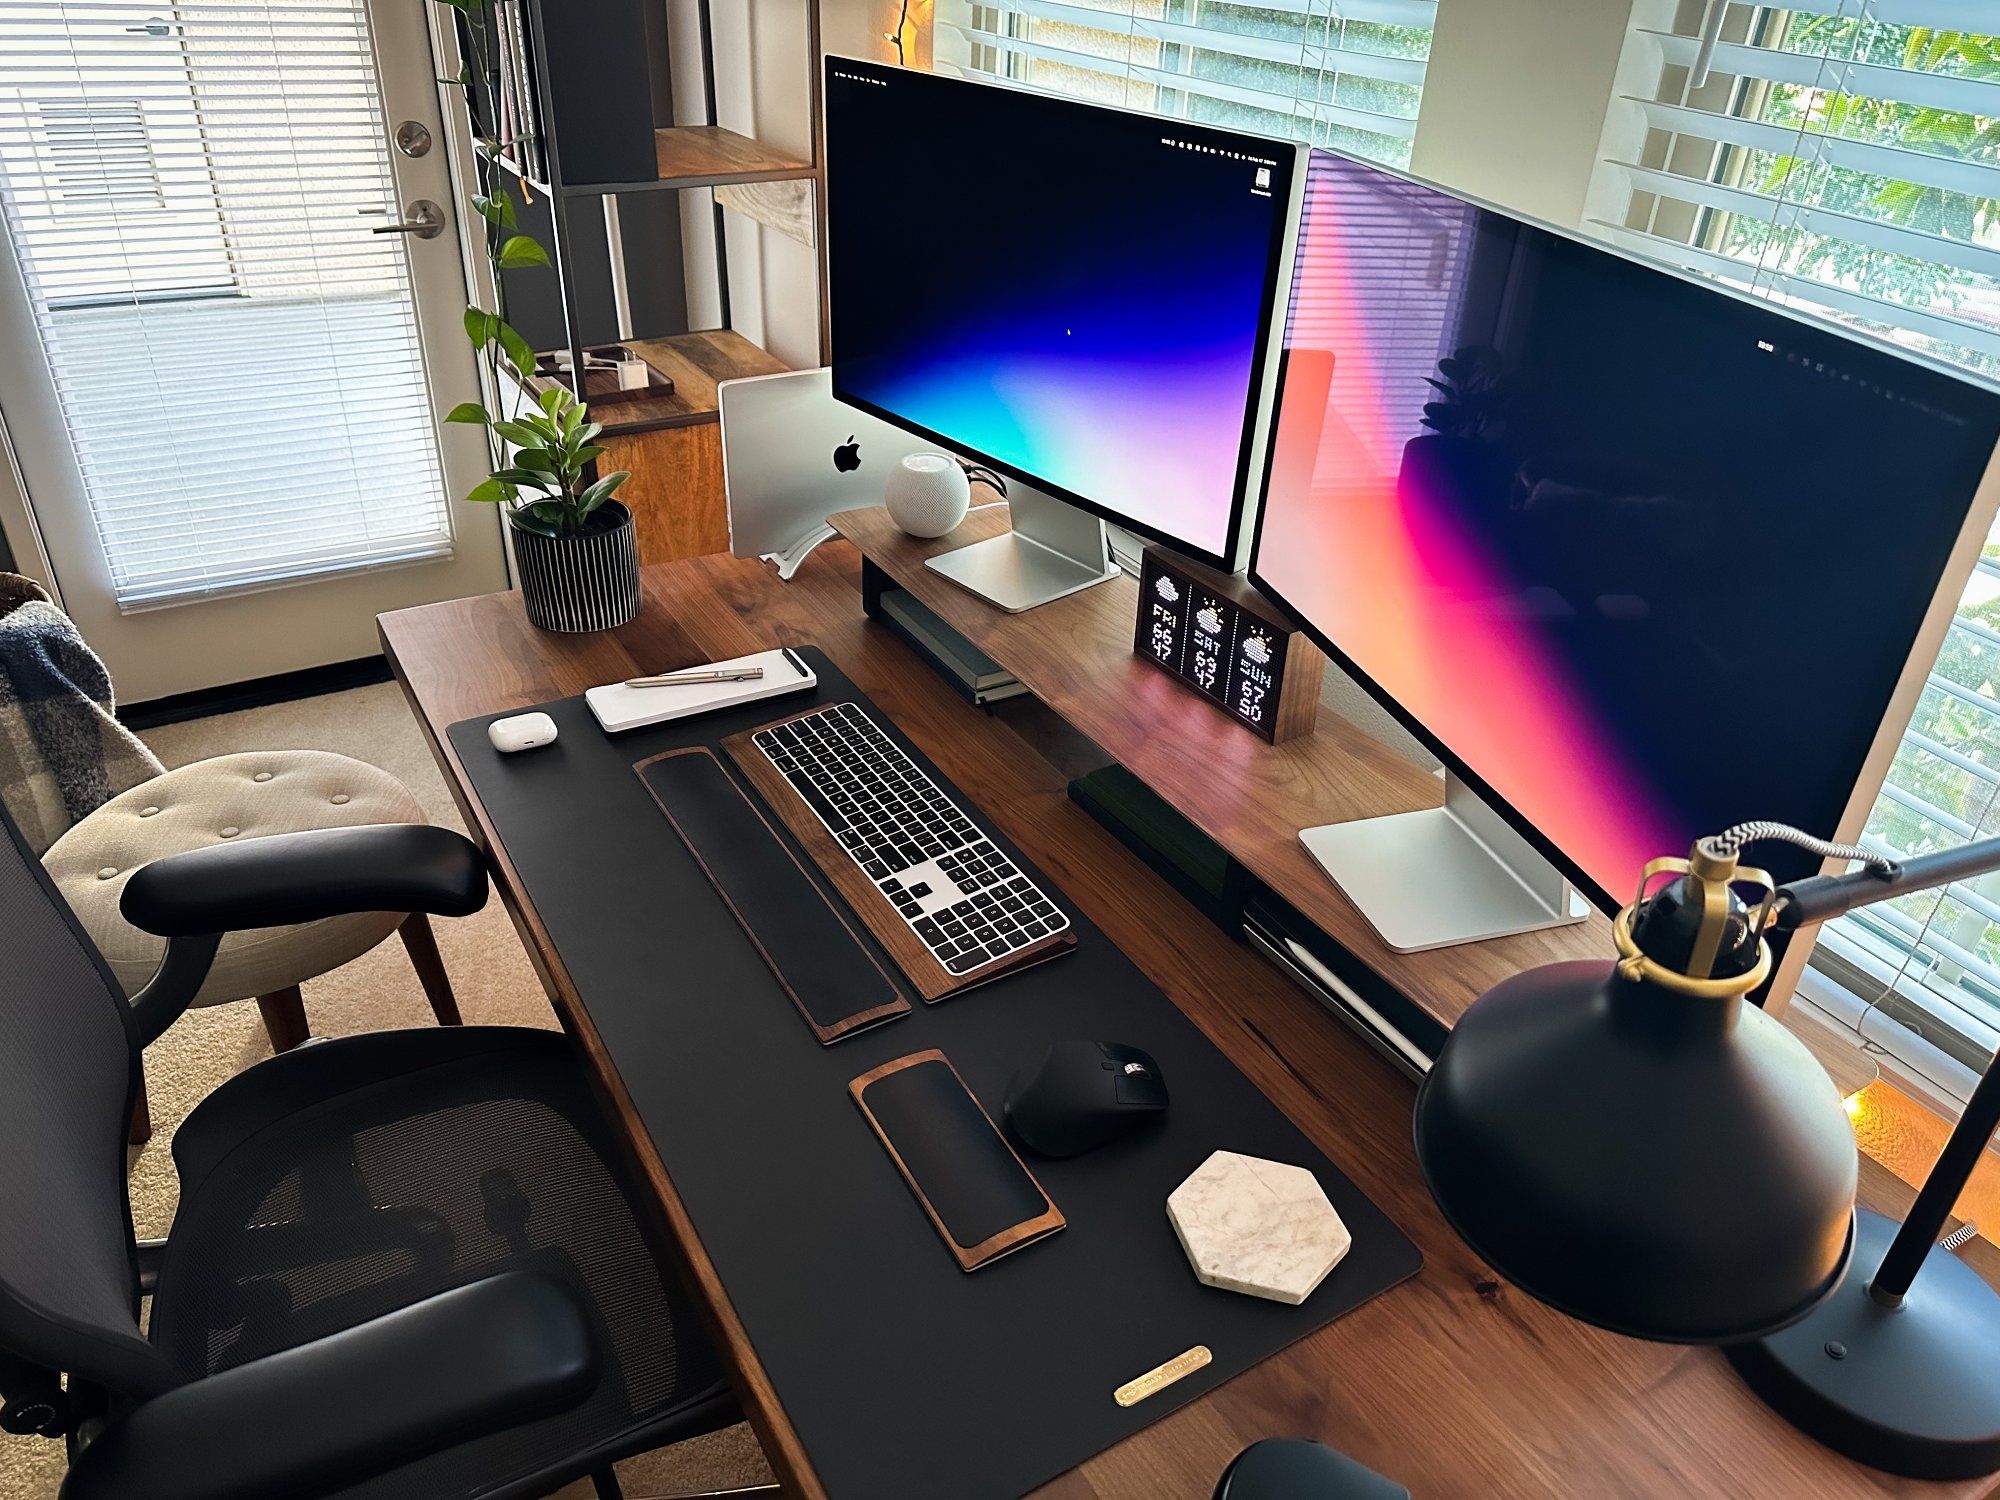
xmin=433 ymin=0 xmax=639 ymax=632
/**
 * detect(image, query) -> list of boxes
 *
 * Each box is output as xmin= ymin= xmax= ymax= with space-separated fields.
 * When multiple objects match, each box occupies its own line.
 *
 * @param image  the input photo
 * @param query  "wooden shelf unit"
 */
xmin=653 ymin=125 xmax=812 ymax=188
xmin=829 ymin=503 xmax=1614 ymax=1032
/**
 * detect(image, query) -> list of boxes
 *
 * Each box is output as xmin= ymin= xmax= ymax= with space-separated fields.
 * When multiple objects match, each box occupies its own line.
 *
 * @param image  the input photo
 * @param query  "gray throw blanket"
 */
xmin=0 ymin=573 xmax=163 ymax=855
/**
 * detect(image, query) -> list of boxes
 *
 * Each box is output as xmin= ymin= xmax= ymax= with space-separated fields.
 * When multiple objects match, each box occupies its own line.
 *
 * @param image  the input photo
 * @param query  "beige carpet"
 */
xmin=0 ymin=681 xmax=773 ymax=1500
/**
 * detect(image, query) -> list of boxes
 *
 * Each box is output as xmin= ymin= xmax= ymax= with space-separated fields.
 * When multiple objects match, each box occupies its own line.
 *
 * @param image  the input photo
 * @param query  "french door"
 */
xmin=0 ymin=0 xmax=505 ymax=702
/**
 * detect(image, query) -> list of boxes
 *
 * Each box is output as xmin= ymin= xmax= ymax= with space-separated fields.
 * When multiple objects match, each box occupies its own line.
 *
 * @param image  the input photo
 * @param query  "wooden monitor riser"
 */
xmin=828 ymin=504 xmax=1615 ymax=1033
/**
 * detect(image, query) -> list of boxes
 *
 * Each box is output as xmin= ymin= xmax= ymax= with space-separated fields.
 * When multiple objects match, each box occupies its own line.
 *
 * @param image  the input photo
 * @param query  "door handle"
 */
xmin=363 ymin=200 xmax=446 ymax=240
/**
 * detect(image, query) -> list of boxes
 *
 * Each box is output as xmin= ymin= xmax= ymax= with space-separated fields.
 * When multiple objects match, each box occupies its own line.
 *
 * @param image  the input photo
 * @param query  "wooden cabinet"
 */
xmin=526 ymin=329 xmax=788 ymax=566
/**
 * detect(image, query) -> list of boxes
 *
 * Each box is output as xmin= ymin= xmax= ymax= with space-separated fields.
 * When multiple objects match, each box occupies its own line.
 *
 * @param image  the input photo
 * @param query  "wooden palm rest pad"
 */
xmin=851 ymin=1050 xmax=1065 ymax=1271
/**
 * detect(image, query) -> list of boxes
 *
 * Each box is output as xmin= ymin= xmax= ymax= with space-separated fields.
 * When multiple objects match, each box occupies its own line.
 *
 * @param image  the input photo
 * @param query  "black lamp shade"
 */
xmin=1414 ymin=960 xmax=1858 ymax=1344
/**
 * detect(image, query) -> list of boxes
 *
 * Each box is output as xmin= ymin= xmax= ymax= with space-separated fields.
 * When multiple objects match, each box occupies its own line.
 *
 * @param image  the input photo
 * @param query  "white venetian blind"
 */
xmin=1592 ymin=1 xmax=2000 ymax=379
xmin=935 ymin=0 xmax=1434 ymax=169
xmin=1590 ymin=3 xmax=2000 ymax=1079
xmin=0 ymin=0 xmax=453 ymax=609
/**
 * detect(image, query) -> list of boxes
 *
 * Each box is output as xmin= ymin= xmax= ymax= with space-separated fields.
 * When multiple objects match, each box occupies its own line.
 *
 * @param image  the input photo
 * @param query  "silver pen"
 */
xmin=623 ymin=666 xmax=766 ymax=688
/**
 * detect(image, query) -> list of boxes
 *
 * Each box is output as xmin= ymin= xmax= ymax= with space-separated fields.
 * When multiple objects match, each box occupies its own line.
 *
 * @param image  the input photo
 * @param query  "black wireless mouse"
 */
xmin=1003 ymin=1040 xmax=1169 ymax=1158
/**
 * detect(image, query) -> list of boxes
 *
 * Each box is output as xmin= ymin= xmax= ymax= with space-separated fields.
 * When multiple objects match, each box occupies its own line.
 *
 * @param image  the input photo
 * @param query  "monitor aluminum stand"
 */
xmin=924 ymin=484 xmax=1119 ymax=613
xmin=1300 ymin=771 xmax=1592 ymax=953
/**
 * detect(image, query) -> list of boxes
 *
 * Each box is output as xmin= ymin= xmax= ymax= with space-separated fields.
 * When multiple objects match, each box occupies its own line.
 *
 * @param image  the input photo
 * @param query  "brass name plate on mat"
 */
xmin=1114 ymin=1345 xmax=1212 ymax=1407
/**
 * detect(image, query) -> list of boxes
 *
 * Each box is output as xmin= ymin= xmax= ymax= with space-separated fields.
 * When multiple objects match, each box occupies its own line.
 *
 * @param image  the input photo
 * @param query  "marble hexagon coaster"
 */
xmin=1167 ymin=1150 xmax=1352 ymax=1305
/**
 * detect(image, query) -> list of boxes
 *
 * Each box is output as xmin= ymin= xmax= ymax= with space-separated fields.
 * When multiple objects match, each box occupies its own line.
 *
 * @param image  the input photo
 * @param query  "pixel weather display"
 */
xmin=827 ymin=63 xmax=1290 ymax=562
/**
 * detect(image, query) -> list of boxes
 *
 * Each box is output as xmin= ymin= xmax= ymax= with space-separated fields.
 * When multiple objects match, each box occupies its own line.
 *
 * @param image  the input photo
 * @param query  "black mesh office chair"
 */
xmin=0 ymin=800 xmax=739 ymax=1500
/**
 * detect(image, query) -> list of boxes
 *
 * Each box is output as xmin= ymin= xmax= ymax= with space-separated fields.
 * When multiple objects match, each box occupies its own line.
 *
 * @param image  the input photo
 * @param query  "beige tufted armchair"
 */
xmin=42 ymin=748 xmax=463 ymax=1143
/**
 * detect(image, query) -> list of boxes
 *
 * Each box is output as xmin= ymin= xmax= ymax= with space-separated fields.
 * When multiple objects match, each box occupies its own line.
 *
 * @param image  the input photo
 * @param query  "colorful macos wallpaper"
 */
xmin=1253 ymin=150 xmax=2000 ymax=904
xmin=826 ymin=60 xmax=1292 ymax=564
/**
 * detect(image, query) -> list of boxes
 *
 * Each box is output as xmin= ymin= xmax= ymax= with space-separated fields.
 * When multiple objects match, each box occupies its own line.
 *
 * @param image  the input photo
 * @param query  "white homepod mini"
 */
xmin=884 ymin=453 xmax=971 ymax=539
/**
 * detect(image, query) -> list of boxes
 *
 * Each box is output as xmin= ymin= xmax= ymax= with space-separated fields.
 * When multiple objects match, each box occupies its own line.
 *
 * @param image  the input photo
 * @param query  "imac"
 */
xmin=1253 ymin=149 xmax=2000 ymax=957
xmin=823 ymin=58 xmax=1304 ymax=610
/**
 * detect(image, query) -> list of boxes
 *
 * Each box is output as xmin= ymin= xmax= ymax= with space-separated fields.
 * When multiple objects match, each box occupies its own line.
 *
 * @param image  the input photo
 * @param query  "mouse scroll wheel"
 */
xmin=1122 ymin=1062 xmax=1147 ymax=1077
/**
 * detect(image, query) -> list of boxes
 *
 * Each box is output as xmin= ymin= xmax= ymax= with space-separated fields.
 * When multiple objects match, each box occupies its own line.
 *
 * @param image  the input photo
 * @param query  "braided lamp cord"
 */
xmin=1698 ymin=820 xmax=1896 ymax=875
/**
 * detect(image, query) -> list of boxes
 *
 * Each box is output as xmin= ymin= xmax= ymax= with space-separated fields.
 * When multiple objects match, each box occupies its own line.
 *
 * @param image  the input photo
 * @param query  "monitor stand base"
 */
xmin=1300 ymin=771 xmax=1592 ymax=953
xmin=925 ymin=485 xmax=1119 ymax=613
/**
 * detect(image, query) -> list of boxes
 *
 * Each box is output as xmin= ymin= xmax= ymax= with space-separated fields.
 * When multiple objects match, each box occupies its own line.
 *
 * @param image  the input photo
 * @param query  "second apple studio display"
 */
xmin=823 ymin=58 xmax=2000 ymax=971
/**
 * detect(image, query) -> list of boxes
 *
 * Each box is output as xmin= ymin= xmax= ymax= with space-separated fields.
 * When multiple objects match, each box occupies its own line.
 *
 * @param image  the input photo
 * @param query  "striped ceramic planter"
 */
xmin=512 ymin=501 xmax=641 ymax=633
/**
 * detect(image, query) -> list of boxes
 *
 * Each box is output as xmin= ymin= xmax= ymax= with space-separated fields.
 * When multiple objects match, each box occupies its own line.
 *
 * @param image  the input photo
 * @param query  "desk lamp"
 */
xmin=1415 ymin=822 xmax=2000 ymax=1479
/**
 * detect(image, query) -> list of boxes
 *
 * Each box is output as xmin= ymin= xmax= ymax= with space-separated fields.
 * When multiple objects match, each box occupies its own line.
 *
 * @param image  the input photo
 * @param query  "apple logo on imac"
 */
xmin=833 ymin=436 xmax=861 ymax=473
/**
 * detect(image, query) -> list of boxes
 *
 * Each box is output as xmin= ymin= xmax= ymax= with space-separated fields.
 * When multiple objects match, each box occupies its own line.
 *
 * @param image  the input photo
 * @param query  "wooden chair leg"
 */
xmin=128 ymin=1067 xmax=153 ymax=1147
xmin=398 ymin=912 xmax=464 ymax=1027
xmin=255 ymin=985 xmax=310 ymax=1053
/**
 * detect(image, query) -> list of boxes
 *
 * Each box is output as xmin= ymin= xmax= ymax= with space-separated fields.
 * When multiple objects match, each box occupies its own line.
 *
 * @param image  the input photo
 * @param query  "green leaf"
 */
xmin=474 ymin=136 xmax=500 ymax=160
xmin=512 ymin=446 xmax=563 ymax=474
xmin=491 ymin=418 xmax=548 ymax=447
xmin=509 ymin=505 xmax=563 ymax=538
xmin=490 ymin=466 xmax=561 ymax=490
xmin=444 ymin=401 xmax=490 ymax=425
xmin=496 ymin=320 xmax=537 ymax=380
xmin=572 ymin=444 xmax=607 ymax=466
xmin=465 ymin=477 xmax=515 ymax=505
xmin=575 ymin=470 xmax=630 ymax=519
xmin=496 ymin=234 xmax=550 ymax=269
xmin=538 ymin=384 xmax=572 ymax=417
xmin=472 ymin=190 xmax=516 ymax=230
xmin=462 ymin=306 xmax=498 ymax=347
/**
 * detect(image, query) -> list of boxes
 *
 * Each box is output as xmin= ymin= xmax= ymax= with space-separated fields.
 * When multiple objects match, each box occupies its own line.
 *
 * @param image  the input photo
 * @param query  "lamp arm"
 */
xmin=1772 ymin=836 xmax=2000 ymax=930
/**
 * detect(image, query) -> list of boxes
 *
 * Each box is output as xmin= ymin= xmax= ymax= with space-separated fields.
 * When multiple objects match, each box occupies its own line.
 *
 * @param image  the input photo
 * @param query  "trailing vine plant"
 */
xmin=430 ymin=0 xmax=628 ymax=538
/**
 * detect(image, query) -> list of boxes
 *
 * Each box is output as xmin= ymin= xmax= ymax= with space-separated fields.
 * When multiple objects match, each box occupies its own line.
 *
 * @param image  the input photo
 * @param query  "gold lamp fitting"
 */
xmin=1612 ymin=844 xmax=1776 ymax=999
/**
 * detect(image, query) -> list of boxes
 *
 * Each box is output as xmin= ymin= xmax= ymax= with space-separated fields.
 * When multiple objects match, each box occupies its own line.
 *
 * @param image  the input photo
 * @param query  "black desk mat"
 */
xmin=448 ymin=646 xmax=1420 ymax=1499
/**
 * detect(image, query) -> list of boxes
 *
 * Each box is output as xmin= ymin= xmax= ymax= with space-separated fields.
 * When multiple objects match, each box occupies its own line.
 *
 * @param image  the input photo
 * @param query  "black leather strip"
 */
xmin=637 ymin=748 xmax=909 ymax=1043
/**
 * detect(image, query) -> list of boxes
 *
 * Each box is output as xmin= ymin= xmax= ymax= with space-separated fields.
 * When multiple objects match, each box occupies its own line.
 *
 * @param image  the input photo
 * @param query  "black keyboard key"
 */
xmin=914 ymin=917 xmax=943 ymax=942
xmin=945 ymin=953 xmax=980 ymax=974
xmin=1020 ymin=920 xmax=1047 ymax=940
xmin=863 ymin=858 xmax=888 ymax=879
xmin=907 ymin=881 xmax=932 ymax=899
xmin=984 ymin=943 xmax=1011 ymax=962
xmin=898 ymin=901 xmax=923 ymax=918
xmin=999 ymin=895 xmax=1026 ymax=913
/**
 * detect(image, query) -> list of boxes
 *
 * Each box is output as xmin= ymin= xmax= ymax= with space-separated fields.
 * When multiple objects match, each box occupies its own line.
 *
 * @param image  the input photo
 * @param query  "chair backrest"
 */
xmin=0 ymin=798 xmax=176 ymax=1397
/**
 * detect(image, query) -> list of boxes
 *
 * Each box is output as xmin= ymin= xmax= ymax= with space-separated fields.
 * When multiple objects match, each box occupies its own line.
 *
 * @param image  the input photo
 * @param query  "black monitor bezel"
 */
xmin=1246 ymin=149 xmax=2000 ymax=919
xmin=823 ymin=56 xmax=1298 ymax=574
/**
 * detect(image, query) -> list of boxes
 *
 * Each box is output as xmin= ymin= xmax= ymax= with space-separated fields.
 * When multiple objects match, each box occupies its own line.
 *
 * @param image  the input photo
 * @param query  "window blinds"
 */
xmin=1592 ymin=3 xmax=2000 ymax=377
xmin=936 ymin=0 xmax=1434 ymax=168
xmin=1591 ymin=4 xmax=2000 ymax=1062
xmin=0 ymin=0 xmax=454 ymax=610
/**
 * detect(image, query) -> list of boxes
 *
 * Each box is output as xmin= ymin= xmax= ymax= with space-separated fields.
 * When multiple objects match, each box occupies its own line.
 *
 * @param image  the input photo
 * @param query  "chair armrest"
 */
xmin=120 ymin=824 xmax=488 ymax=938
xmin=61 ymin=1272 xmax=596 ymax=1500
